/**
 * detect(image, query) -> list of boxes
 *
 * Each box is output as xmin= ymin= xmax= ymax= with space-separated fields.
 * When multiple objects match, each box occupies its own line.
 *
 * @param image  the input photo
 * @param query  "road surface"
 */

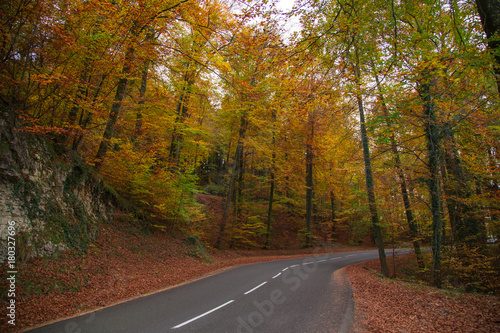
xmin=27 ymin=249 xmax=406 ymax=333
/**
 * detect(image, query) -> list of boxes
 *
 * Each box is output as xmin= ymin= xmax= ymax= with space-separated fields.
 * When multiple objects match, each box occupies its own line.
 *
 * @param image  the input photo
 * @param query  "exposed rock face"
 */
xmin=0 ymin=111 xmax=121 ymax=262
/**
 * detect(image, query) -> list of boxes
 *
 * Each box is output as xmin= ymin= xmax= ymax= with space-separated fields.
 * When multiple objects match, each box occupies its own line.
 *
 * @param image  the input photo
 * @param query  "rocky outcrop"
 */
xmin=0 ymin=111 xmax=122 ymax=262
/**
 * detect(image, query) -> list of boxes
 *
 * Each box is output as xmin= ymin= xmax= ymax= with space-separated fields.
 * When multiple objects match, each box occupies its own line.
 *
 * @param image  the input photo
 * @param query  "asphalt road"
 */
xmin=27 ymin=249 xmax=407 ymax=333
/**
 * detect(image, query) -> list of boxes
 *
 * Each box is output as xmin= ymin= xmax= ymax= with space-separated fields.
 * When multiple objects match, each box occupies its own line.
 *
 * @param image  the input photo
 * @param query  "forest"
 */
xmin=1 ymin=0 xmax=499 ymax=293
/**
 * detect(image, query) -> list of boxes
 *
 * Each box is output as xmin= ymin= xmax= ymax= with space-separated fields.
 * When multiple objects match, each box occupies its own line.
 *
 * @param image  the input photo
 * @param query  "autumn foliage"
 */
xmin=1 ymin=0 xmax=499 ymax=292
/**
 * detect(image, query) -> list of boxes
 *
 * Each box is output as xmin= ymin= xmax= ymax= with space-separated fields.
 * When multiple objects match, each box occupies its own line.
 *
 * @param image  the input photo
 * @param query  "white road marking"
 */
xmin=272 ymin=272 xmax=282 ymax=279
xmin=330 ymin=257 xmax=341 ymax=260
xmin=290 ymin=264 xmax=299 ymax=268
xmin=244 ymin=281 xmax=268 ymax=295
xmin=346 ymin=254 xmax=357 ymax=257
xmin=171 ymin=300 xmax=234 ymax=329
xmin=317 ymin=259 xmax=327 ymax=263
xmin=282 ymin=267 xmax=289 ymax=271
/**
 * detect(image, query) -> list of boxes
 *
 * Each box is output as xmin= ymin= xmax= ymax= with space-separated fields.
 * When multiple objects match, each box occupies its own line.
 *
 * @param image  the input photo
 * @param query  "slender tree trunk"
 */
xmin=215 ymin=111 xmax=248 ymax=249
xmin=419 ymin=68 xmax=444 ymax=288
xmin=264 ymin=157 xmax=275 ymax=249
xmin=72 ymin=74 xmax=106 ymax=151
xmin=283 ymin=135 xmax=290 ymax=198
xmin=442 ymin=123 xmax=486 ymax=251
xmin=236 ymin=149 xmax=244 ymax=219
xmin=264 ymin=107 xmax=277 ymax=249
xmin=330 ymin=189 xmax=336 ymax=242
xmin=305 ymin=113 xmax=315 ymax=248
xmin=67 ymin=66 xmax=90 ymax=128
xmin=393 ymin=142 xmax=425 ymax=267
xmin=61 ymin=65 xmax=90 ymax=149
xmin=169 ymin=69 xmax=195 ymax=167
xmin=373 ymin=71 xmax=424 ymax=268
xmin=134 ymin=59 xmax=149 ymax=145
xmin=486 ymin=147 xmax=500 ymax=238
xmin=354 ymin=51 xmax=388 ymax=277
xmin=357 ymin=91 xmax=388 ymax=277
xmin=216 ymin=67 xmax=260 ymax=249
xmin=134 ymin=29 xmax=154 ymax=142
xmin=94 ymin=46 xmax=134 ymax=169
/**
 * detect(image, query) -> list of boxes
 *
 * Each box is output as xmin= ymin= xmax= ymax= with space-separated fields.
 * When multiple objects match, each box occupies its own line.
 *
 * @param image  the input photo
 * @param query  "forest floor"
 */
xmin=347 ymin=255 xmax=500 ymax=333
xmin=1 ymin=219 xmax=499 ymax=332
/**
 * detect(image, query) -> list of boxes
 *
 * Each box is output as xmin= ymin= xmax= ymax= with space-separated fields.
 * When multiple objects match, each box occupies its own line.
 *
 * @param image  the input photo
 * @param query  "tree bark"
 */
xmin=264 ymin=107 xmax=277 ymax=249
xmin=475 ymin=0 xmax=500 ymax=94
xmin=169 ymin=67 xmax=196 ymax=167
xmin=354 ymin=50 xmax=388 ymax=277
xmin=215 ymin=111 xmax=248 ymax=249
xmin=72 ymin=74 xmax=106 ymax=151
xmin=330 ymin=189 xmax=336 ymax=242
xmin=264 ymin=157 xmax=275 ymax=249
xmin=419 ymin=68 xmax=444 ymax=288
xmin=373 ymin=71 xmax=424 ymax=268
xmin=94 ymin=45 xmax=134 ymax=170
xmin=235 ymin=148 xmax=244 ymax=219
xmin=134 ymin=32 xmax=152 ymax=146
xmin=442 ymin=123 xmax=486 ymax=251
xmin=305 ymin=112 xmax=315 ymax=248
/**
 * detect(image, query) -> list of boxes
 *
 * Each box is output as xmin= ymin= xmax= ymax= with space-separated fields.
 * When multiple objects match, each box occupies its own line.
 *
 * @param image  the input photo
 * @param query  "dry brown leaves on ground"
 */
xmin=346 ymin=257 xmax=500 ymax=333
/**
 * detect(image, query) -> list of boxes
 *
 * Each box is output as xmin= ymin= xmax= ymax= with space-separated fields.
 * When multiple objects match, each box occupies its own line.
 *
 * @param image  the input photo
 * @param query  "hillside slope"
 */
xmin=0 ymin=115 xmax=121 ymax=262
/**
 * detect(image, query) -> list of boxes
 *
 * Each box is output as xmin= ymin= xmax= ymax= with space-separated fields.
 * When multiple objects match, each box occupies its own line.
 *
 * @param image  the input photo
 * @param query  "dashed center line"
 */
xmin=244 ymin=281 xmax=267 ymax=295
xmin=171 ymin=300 xmax=234 ymax=329
xmin=172 ymin=252 xmax=372 ymax=330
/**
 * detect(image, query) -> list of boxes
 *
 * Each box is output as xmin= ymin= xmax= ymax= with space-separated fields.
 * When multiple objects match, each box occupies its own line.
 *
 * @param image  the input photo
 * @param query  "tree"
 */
xmin=94 ymin=0 xmax=188 ymax=169
xmin=372 ymin=66 xmax=424 ymax=268
xmin=475 ymin=0 xmax=500 ymax=94
xmin=353 ymin=45 xmax=388 ymax=277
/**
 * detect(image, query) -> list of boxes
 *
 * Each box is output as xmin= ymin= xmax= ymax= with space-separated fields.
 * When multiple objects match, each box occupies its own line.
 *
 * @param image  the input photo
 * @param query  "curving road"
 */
xmin=27 ymin=249 xmax=407 ymax=333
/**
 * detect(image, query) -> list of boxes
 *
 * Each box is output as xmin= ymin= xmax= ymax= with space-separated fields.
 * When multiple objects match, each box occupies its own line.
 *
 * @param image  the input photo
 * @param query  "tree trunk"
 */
xmin=215 ymin=111 xmax=248 ymax=249
xmin=442 ymin=123 xmax=486 ymax=251
xmin=134 ymin=29 xmax=154 ymax=143
xmin=264 ymin=159 xmax=275 ymax=249
xmin=305 ymin=112 xmax=315 ymax=248
xmin=419 ymin=68 xmax=444 ymax=288
xmin=134 ymin=58 xmax=150 ymax=145
xmin=67 ymin=66 xmax=90 ymax=129
xmin=72 ymin=74 xmax=106 ymax=151
xmin=235 ymin=149 xmax=244 ymax=219
xmin=354 ymin=50 xmax=388 ymax=277
xmin=94 ymin=45 xmax=134 ymax=170
xmin=475 ymin=0 xmax=500 ymax=94
xmin=169 ymin=68 xmax=196 ymax=168
xmin=264 ymin=107 xmax=277 ymax=250
xmin=330 ymin=189 xmax=336 ymax=242
xmin=373 ymin=71 xmax=424 ymax=268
